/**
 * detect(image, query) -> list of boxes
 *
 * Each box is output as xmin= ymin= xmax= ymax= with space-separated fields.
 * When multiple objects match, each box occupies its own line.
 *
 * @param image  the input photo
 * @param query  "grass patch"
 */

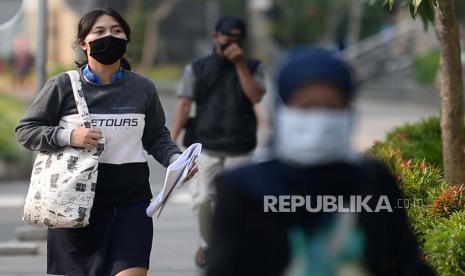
xmin=0 ymin=93 xmax=27 ymax=160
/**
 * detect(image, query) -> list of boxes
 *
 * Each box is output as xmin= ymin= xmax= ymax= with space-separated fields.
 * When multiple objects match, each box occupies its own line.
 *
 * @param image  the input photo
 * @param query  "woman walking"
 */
xmin=16 ymin=8 xmax=185 ymax=276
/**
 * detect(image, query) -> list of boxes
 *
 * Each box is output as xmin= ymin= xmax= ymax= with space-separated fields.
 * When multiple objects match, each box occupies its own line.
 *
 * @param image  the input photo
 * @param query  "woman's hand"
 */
xmin=70 ymin=128 xmax=103 ymax=150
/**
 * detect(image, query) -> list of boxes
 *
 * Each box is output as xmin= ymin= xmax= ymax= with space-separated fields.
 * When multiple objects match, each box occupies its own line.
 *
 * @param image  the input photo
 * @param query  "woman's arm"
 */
xmin=142 ymin=85 xmax=181 ymax=167
xmin=15 ymin=77 xmax=68 ymax=152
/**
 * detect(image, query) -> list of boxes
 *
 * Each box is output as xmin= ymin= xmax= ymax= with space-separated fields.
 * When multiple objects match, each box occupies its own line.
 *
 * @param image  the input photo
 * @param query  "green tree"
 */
xmin=385 ymin=0 xmax=465 ymax=186
xmin=270 ymin=0 xmax=390 ymax=48
xmin=140 ymin=0 xmax=180 ymax=70
xmin=125 ymin=0 xmax=180 ymax=69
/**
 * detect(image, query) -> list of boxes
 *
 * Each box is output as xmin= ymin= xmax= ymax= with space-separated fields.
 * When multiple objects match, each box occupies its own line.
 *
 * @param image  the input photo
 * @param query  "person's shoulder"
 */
xmin=51 ymin=71 xmax=72 ymax=86
xmin=215 ymin=159 xmax=284 ymax=198
xmin=27 ymin=72 xmax=71 ymax=101
xmin=360 ymin=156 xmax=394 ymax=177
xmin=38 ymin=72 xmax=72 ymax=95
xmin=125 ymin=71 xmax=155 ymax=86
xmin=124 ymin=71 xmax=157 ymax=92
xmin=192 ymin=54 xmax=213 ymax=65
xmin=355 ymin=156 xmax=399 ymax=194
xmin=190 ymin=55 xmax=217 ymax=77
xmin=192 ymin=54 xmax=221 ymax=70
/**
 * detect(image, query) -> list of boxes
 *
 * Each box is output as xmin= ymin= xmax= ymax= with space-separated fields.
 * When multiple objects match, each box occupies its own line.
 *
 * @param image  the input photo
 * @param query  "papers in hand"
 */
xmin=146 ymin=143 xmax=202 ymax=218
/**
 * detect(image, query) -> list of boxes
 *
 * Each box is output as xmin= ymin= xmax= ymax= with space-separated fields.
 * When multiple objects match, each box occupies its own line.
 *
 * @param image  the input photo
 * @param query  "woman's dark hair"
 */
xmin=75 ymin=8 xmax=131 ymax=70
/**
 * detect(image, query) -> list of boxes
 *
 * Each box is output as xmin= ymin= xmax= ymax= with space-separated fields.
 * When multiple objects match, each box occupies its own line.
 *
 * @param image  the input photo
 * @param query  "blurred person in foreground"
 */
xmin=171 ymin=16 xmax=265 ymax=267
xmin=206 ymin=48 xmax=435 ymax=276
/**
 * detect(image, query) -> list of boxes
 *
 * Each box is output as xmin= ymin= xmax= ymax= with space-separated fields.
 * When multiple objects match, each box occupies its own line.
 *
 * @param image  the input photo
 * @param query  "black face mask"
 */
xmin=89 ymin=35 xmax=127 ymax=65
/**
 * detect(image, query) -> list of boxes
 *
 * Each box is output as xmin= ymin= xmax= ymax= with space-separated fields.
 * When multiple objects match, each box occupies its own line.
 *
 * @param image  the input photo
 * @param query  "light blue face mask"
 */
xmin=274 ymin=106 xmax=357 ymax=166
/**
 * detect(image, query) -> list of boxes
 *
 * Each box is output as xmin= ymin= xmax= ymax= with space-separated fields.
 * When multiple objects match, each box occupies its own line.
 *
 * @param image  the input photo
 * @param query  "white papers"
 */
xmin=146 ymin=143 xmax=202 ymax=218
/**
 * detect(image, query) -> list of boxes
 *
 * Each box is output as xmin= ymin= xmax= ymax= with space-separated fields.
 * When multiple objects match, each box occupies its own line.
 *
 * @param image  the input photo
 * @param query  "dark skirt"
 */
xmin=47 ymin=200 xmax=153 ymax=276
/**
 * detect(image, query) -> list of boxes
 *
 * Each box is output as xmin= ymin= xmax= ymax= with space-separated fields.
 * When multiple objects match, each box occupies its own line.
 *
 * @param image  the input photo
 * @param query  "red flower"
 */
xmin=397 ymin=132 xmax=407 ymax=142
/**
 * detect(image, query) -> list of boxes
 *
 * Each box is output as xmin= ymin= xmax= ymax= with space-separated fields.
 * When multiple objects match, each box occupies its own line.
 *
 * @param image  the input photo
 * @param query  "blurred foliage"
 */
xmin=0 ymin=93 xmax=27 ymax=160
xmin=424 ymin=212 xmax=465 ymax=275
xmin=431 ymin=184 xmax=465 ymax=217
xmin=219 ymin=0 xmax=246 ymax=17
xmin=122 ymin=0 xmax=465 ymax=66
xmin=125 ymin=0 xmax=156 ymax=65
xmin=384 ymin=0 xmax=435 ymax=28
xmin=47 ymin=64 xmax=73 ymax=79
xmin=271 ymin=0 xmax=329 ymax=47
xmin=360 ymin=2 xmax=393 ymax=39
xmin=144 ymin=64 xmax=183 ymax=81
xmin=270 ymin=0 xmax=392 ymax=48
xmin=127 ymin=0 xmax=248 ymax=65
xmin=368 ymin=116 xmax=465 ymax=275
xmin=369 ymin=116 xmax=444 ymax=169
xmin=413 ymin=51 xmax=440 ymax=86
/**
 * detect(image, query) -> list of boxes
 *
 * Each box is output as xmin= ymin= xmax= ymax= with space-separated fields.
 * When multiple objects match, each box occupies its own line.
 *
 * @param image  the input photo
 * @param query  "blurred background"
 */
xmin=0 ymin=0 xmax=464 ymax=275
xmin=3 ymin=0 xmax=465 ymax=176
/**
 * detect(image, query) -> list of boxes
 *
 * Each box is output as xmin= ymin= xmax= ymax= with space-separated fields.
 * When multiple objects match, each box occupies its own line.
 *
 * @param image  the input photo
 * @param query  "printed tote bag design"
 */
xmin=23 ymin=70 xmax=104 ymax=228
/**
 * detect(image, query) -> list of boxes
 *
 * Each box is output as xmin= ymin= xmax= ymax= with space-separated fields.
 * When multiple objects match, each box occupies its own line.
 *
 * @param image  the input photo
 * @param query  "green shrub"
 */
xmin=368 ymin=115 xmax=465 ymax=275
xmin=413 ymin=51 xmax=440 ymax=86
xmin=0 ymin=93 xmax=27 ymax=160
xmin=424 ymin=212 xmax=465 ymax=276
xmin=370 ymin=116 xmax=445 ymax=170
xmin=368 ymin=143 xmax=445 ymax=204
xmin=431 ymin=185 xmax=465 ymax=218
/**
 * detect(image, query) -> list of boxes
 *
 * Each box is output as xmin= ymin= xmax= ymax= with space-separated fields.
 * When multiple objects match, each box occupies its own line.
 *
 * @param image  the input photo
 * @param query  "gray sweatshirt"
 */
xmin=15 ymin=69 xmax=181 ymax=205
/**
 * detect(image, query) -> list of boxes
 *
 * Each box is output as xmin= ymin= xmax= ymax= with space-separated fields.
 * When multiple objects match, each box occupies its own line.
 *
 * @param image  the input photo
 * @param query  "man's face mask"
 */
xmin=89 ymin=35 xmax=127 ymax=65
xmin=274 ymin=107 xmax=355 ymax=166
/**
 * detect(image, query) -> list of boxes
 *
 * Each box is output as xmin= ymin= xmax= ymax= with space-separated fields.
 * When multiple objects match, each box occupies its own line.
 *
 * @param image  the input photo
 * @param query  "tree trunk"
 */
xmin=347 ymin=0 xmax=363 ymax=45
xmin=434 ymin=0 xmax=465 ymax=186
xmin=247 ymin=0 xmax=274 ymax=63
xmin=140 ymin=0 xmax=179 ymax=70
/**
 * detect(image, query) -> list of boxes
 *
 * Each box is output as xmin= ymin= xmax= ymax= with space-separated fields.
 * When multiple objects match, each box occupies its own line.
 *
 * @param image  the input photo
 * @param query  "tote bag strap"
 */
xmin=66 ymin=70 xmax=92 ymax=128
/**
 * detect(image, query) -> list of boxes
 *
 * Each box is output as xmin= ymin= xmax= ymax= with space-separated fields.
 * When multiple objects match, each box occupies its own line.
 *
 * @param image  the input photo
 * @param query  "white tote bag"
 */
xmin=23 ymin=70 xmax=104 ymax=228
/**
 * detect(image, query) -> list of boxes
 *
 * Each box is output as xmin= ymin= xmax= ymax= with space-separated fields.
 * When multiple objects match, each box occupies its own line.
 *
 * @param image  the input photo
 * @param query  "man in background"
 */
xmin=171 ymin=16 xmax=265 ymax=267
